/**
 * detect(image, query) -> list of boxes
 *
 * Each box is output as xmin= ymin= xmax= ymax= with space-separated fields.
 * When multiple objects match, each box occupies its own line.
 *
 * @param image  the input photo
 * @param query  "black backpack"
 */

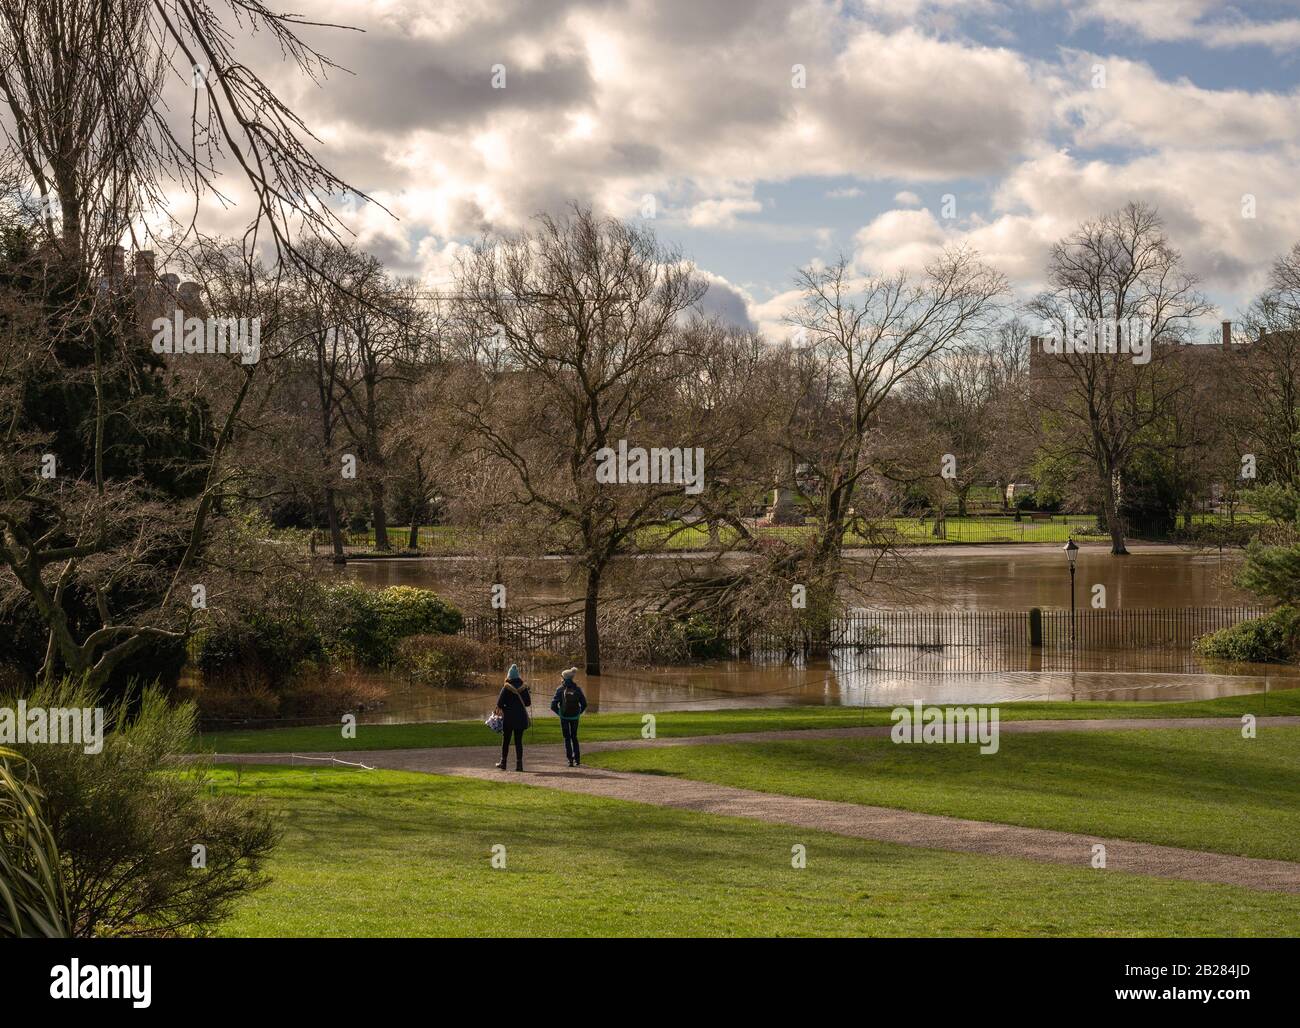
xmin=560 ymin=684 xmax=582 ymax=717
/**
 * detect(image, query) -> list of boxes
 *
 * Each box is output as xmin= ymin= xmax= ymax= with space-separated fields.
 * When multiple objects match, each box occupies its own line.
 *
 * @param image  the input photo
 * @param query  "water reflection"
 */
xmin=352 ymin=655 xmax=1299 ymax=725
xmin=339 ymin=545 xmax=1252 ymax=611
xmin=319 ymin=547 xmax=1283 ymax=724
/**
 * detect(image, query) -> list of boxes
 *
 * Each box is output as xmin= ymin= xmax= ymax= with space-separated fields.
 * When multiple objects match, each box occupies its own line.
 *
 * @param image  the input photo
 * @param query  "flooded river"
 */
xmin=339 ymin=543 xmax=1255 ymax=610
xmin=316 ymin=544 xmax=1298 ymax=723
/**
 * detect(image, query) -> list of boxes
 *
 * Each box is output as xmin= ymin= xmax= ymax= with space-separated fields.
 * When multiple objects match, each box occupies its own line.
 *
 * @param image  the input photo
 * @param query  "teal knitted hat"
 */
xmin=506 ymin=663 xmax=522 ymax=682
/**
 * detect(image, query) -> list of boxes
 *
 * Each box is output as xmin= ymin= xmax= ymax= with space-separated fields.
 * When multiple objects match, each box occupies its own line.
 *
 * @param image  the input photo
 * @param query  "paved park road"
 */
xmin=215 ymin=716 xmax=1300 ymax=894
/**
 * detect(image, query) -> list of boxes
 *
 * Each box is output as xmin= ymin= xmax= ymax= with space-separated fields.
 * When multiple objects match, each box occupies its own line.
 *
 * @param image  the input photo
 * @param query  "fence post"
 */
xmin=1028 ymin=607 xmax=1043 ymax=648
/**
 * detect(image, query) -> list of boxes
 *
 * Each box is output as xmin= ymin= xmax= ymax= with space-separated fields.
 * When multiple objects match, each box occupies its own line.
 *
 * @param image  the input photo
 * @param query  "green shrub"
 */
xmin=396 ymin=635 xmax=457 ymax=686
xmin=196 ymin=612 xmax=325 ymax=688
xmin=679 ymin=613 xmax=731 ymax=660
xmin=374 ymin=586 xmax=463 ymax=638
xmin=318 ymin=584 xmax=463 ymax=668
xmin=4 ymin=679 xmax=278 ymax=937
xmin=194 ymin=583 xmax=464 ymax=687
xmin=0 ymin=748 xmax=72 ymax=938
xmin=396 ymin=634 xmax=509 ymax=687
xmin=1194 ymin=606 xmax=1300 ymax=664
xmin=1237 ymin=535 xmax=1300 ymax=607
xmin=316 ymin=582 xmax=388 ymax=666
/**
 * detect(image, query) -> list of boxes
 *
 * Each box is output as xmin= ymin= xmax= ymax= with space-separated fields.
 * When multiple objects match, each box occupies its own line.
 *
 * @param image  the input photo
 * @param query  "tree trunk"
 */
xmin=370 ymin=480 xmax=390 ymax=551
xmin=324 ymin=486 xmax=346 ymax=564
xmin=583 ymin=564 xmax=602 ymax=676
xmin=408 ymin=522 xmax=421 ymax=549
xmin=1100 ymin=464 xmax=1128 ymax=556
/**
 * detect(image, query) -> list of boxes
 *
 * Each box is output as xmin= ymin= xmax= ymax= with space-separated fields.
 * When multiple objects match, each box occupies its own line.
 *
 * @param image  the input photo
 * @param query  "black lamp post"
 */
xmin=1063 ymin=538 xmax=1078 ymax=645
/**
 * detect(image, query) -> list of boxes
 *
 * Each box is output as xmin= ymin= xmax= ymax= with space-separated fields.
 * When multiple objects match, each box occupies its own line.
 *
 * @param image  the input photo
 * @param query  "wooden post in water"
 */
xmin=1029 ymin=607 xmax=1043 ymax=648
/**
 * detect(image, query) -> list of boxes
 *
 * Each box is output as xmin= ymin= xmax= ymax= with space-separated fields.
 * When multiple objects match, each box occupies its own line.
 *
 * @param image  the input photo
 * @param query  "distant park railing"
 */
xmin=460 ymin=612 xmax=583 ymax=651
xmin=459 ymin=606 xmax=1269 ymax=672
xmin=737 ymin=606 xmax=1270 ymax=672
xmin=324 ymin=512 xmax=1269 ymax=553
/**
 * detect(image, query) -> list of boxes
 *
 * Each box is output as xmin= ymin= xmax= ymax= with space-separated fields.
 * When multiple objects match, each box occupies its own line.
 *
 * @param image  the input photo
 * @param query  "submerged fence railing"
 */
xmin=460 ymin=613 xmax=584 ymax=651
xmin=461 ymin=606 xmax=1270 ymax=673
xmin=742 ymin=606 xmax=1270 ymax=672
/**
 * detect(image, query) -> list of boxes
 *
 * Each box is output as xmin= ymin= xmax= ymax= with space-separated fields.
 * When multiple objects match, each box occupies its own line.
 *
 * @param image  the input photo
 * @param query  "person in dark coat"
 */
xmin=549 ymin=667 xmax=588 ymax=767
xmin=494 ymin=663 xmax=531 ymax=771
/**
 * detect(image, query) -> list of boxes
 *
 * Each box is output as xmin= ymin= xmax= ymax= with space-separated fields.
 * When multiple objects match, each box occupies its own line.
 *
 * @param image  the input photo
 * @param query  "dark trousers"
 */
xmin=501 ymin=724 xmax=524 ymax=767
xmin=561 ymin=718 xmax=580 ymax=762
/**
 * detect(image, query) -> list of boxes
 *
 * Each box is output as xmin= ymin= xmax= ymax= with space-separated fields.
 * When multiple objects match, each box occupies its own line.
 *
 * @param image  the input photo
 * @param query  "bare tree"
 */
xmin=449 ymin=207 xmax=711 ymax=675
xmin=0 ymin=1 xmax=363 ymax=684
xmin=0 ymin=237 xmax=286 ymax=687
xmin=1027 ymin=202 xmax=1210 ymax=554
xmin=335 ymin=271 xmax=433 ymax=551
xmin=0 ymin=0 xmax=365 ymax=271
xmin=783 ymin=251 xmax=1007 ymax=571
xmin=897 ymin=328 xmax=1029 ymax=516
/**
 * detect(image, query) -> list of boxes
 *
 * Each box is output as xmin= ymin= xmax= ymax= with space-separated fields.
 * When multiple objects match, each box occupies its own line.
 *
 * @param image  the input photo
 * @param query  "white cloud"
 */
xmin=272 ymin=2 xmax=1048 ymax=254
xmin=149 ymin=0 xmax=1300 ymax=326
xmin=1069 ymin=0 xmax=1300 ymax=53
xmin=687 ymin=197 xmax=764 ymax=229
xmin=845 ymin=148 xmax=1300 ymax=312
xmin=1058 ymin=53 xmax=1300 ymax=150
xmin=854 ymin=208 xmax=950 ymax=273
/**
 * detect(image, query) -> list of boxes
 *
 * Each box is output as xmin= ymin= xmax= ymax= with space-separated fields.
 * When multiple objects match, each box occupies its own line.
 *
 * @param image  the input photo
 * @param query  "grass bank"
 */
xmin=196 ymin=688 xmax=1300 ymax=754
xmin=587 ymin=727 xmax=1300 ymax=862
xmin=214 ymin=765 xmax=1300 ymax=937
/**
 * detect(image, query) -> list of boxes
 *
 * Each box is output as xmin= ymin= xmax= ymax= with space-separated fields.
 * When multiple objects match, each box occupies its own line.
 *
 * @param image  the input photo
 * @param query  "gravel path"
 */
xmin=214 ymin=715 xmax=1300 ymax=893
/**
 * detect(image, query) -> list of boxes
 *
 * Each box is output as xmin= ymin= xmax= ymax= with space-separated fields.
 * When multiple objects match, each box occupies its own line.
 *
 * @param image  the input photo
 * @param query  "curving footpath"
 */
xmin=214 ymin=715 xmax=1300 ymax=894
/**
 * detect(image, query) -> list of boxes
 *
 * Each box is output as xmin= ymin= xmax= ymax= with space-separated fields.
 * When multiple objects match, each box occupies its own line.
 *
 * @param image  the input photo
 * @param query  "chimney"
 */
xmin=1221 ymin=320 xmax=1232 ymax=347
xmin=133 ymin=250 xmax=156 ymax=285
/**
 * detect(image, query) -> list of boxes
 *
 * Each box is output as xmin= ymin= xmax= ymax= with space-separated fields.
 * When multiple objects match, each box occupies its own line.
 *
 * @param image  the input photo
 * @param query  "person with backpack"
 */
xmin=494 ymin=664 xmax=532 ymax=771
xmin=550 ymin=667 xmax=588 ymax=767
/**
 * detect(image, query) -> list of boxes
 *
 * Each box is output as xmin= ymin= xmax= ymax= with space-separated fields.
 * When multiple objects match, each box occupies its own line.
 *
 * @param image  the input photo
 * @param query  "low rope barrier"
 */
xmin=287 ymin=753 xmax=375 ymax=770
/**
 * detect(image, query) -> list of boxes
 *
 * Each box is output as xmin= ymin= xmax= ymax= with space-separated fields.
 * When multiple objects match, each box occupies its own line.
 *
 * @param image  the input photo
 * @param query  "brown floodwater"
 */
xmin=315 ymin=544 xmax=1297 ymax=723
xmin=337 ymin=543 xmax=1254 ymax=610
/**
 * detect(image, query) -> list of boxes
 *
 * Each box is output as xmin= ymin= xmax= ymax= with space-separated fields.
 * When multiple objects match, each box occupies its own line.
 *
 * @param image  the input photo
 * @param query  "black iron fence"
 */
xmin=1037 ymin=607 xmax=1268 ymax=649
xmin=460 ymin=612 xmax=583 ymax=651
xmin=461 ymin=606 xmax=1269 ymax=673
xmin=737 ymin=606 xmax=1268 ymax=672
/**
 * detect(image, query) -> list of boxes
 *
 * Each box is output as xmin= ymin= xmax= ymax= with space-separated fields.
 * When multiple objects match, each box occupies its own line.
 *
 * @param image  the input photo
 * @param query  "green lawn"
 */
xmin=587 ymin=727 xmax=1300 ymax=862
xmin=213 ymin=765 xmax=1300 ymax=937
xmin=196 ymin=688 xmax=1300 ymax=754
xmin=642 ymin=516 xmax=1109 ymax=548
